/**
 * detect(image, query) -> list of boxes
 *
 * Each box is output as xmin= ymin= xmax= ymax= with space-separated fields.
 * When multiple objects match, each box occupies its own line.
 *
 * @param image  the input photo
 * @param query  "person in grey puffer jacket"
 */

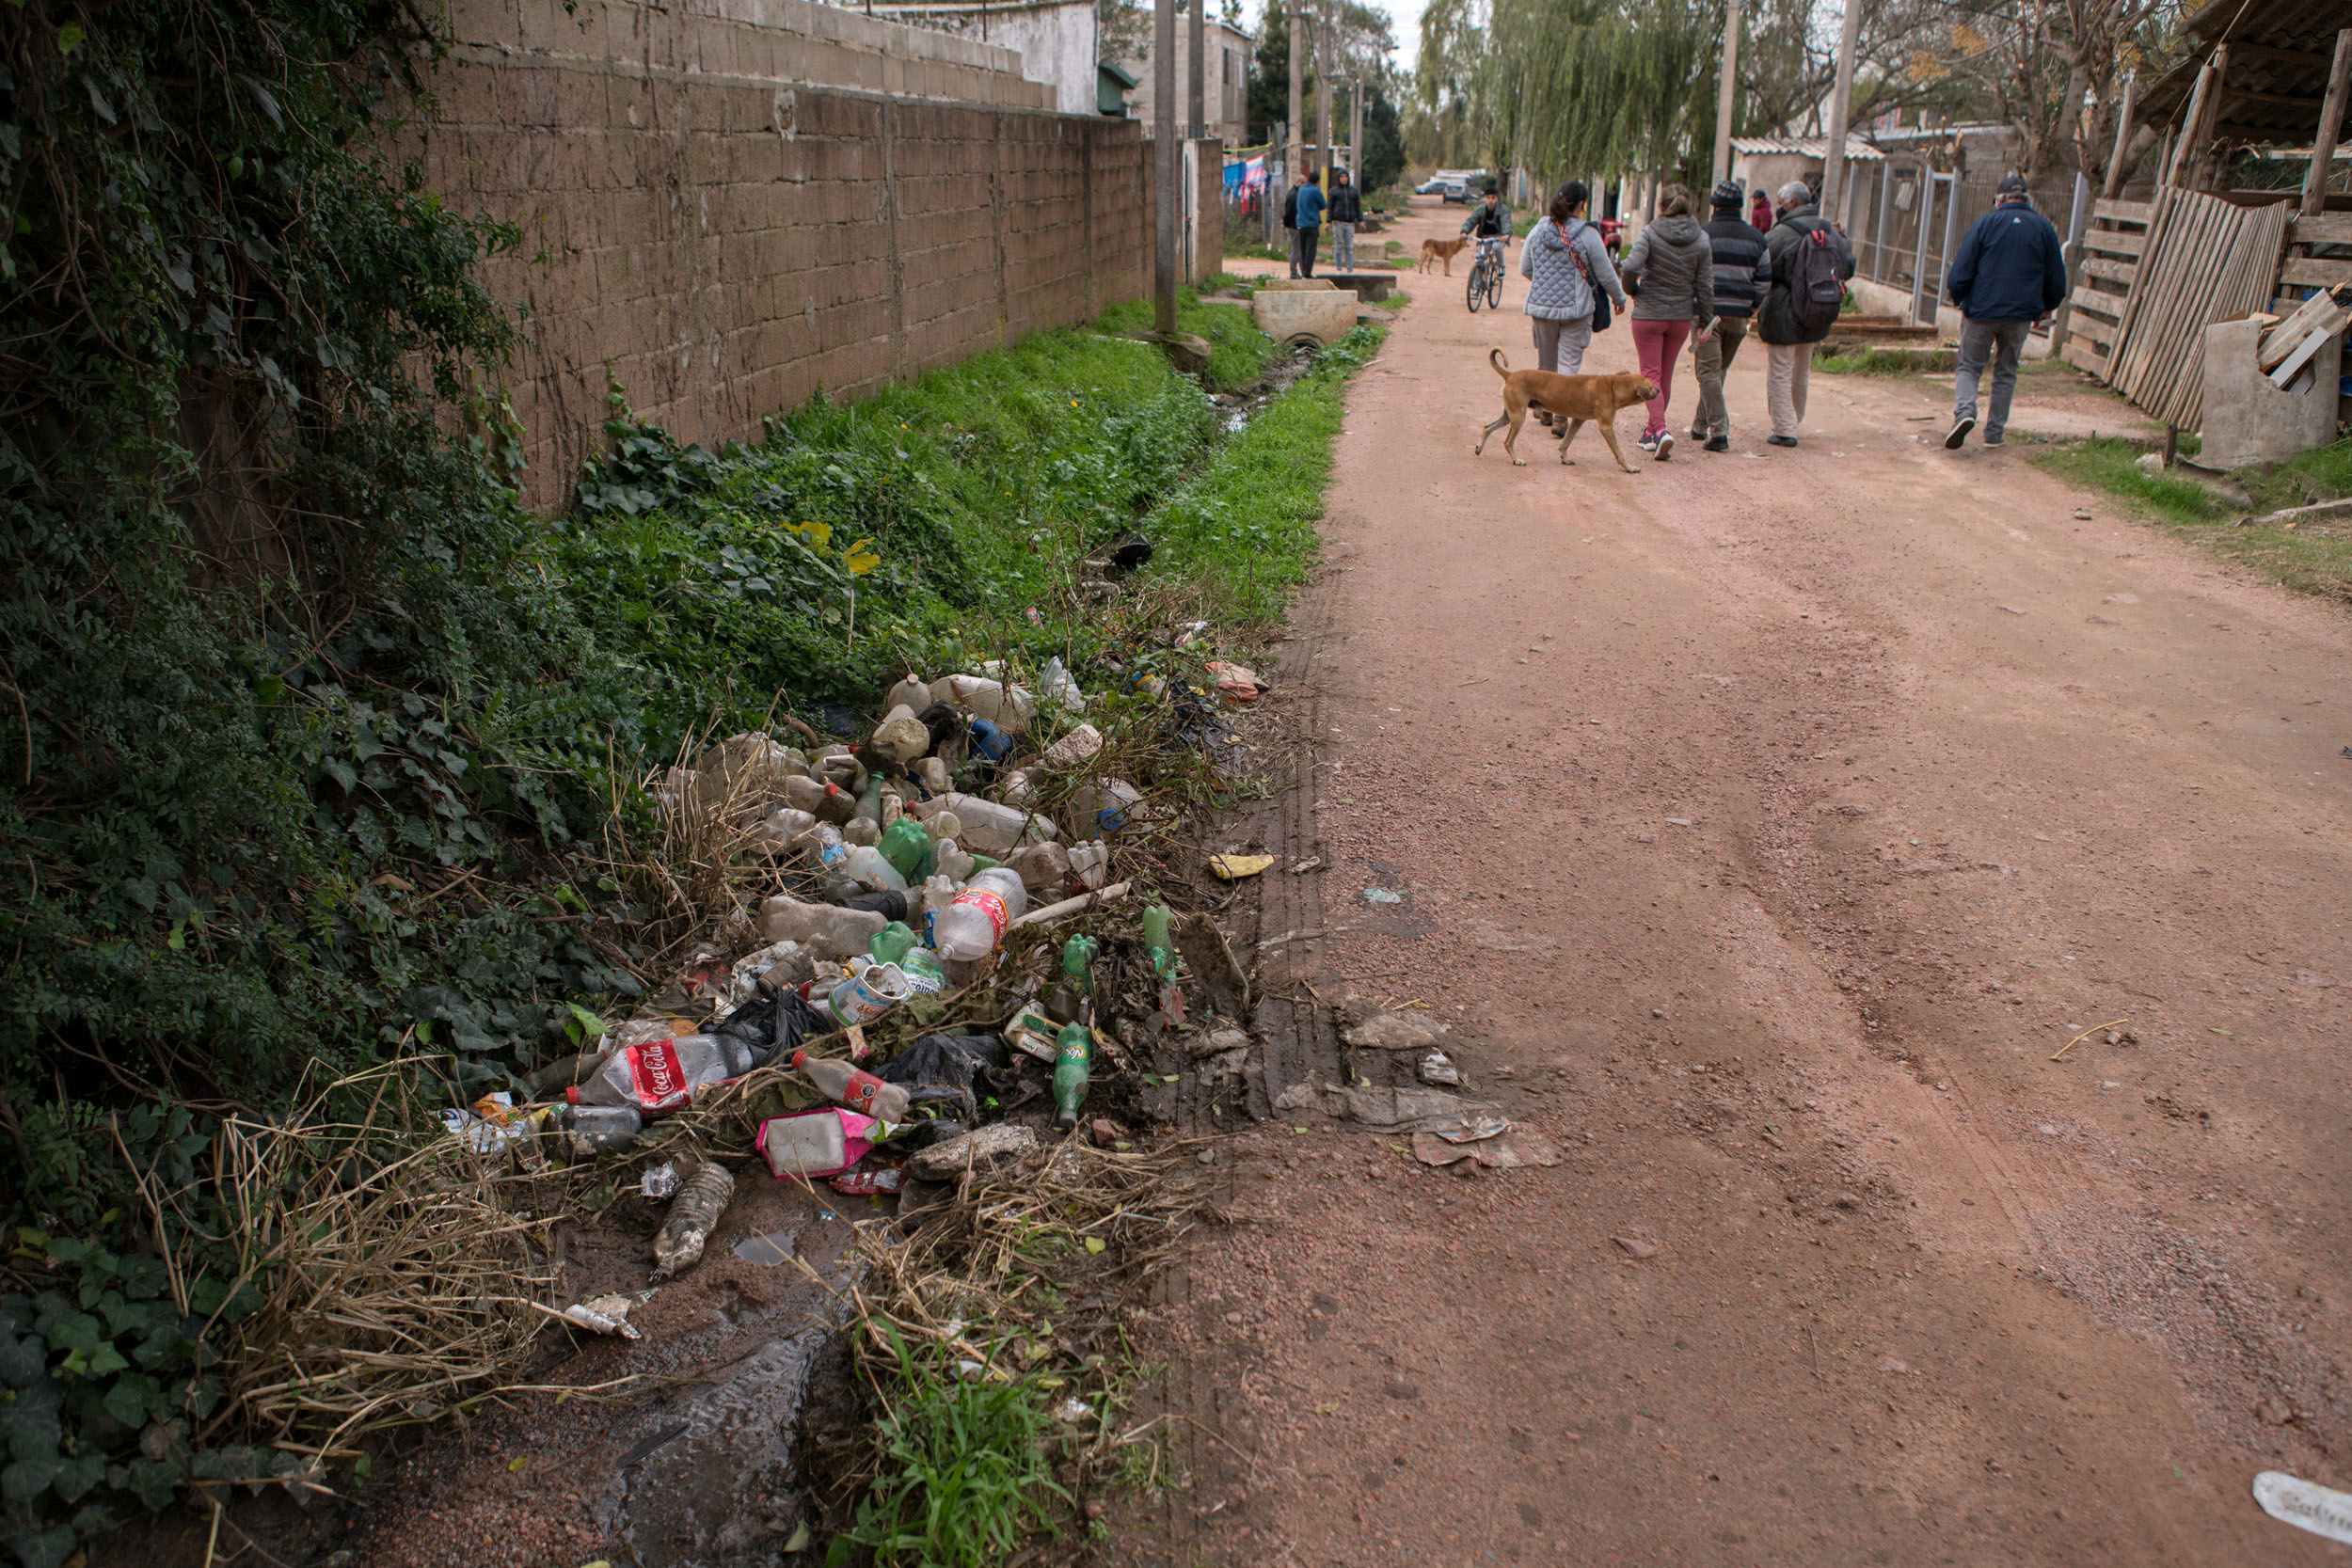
xmin=1618 ymin=182 xmax=1714 ymax=460
xmin=1518 ymin=179 xmax=1627 ymax=429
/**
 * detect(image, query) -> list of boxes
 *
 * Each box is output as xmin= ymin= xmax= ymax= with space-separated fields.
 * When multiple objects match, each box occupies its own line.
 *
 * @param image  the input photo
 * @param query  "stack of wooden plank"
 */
xmin=2061 ymin=198 xmax=2156 ymax=380
xmin=2106 ymin=191 xmax=2292 ymax=430
xmin=2256 ymin=286 xmax=2352 ymax=391
xmin=2283 ymin=213 xmax=2352 ymax=294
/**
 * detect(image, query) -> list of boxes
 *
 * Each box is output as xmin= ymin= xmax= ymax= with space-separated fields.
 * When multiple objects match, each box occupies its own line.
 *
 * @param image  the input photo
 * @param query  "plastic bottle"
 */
xmin=785 ymin=774 xmax=858 ymax=824
xmin=567 ymin=1035 xmax=748 ymax=1117
xmin=898 ymin=945 xmax=947 ymax=995
xmin=884 ymin=673 xmax=933 ymax=716
xmin=914 ymin=873 xmax=961 ymax=931
xmin=556 ymin=1103 xmax=643 ymax=1159
xmin=922 ymin=810 xmax=963 ymax=844
xmin=936 ymin=793 xmax=1057 ymax=856
xmin=759 ymin=1108 xmax=882 ymax=1180
xmin=1051 ymin=1017 xmax=1092 ymax=1126
xmin=1073 ymin=778 xmax=1143 ymax=834
xmin=1067 ymin=840 xmax=1110 ymax=891
xmin=1039 ymin=657 xmax=1087 ymax=711
xmin=931 ymin=673 xmax=1036 ymax=732
xmin=879 ymin=816 xmax=933 ymax=881
xmin=870 ymin=922 xmax=919 ymax=965
xmin=998 ymin=769 xmax=1035 ymax=807
xmin=929 ymin=865 xmax=1029 ymax=961
xmin=840 ymin=843 xmax=909 ymax=894
xmin=759 ymin=894 xmax=887 ymax=957
xmin=930 ymin=838 xmax=975 ymax=883
xmin=967 ymin=717 xmax=1013 ymax=761
xmin=842 ymin=816 xmax=880 ymax=847
xmin=794 ymin=822 xmax=850 ymax=869
xmin=1008 ymin=841 xmax=1072 ymax=895
xmin=1142 ymin=903 xmax=1184 ymax=1022
xmin=652 ymin=1157 xmax=737 ymax=1279
xmin=871 ymin=705 xmax=930 ymax=766
xmin=791 ymin=1050 xmax=912 ymax=1120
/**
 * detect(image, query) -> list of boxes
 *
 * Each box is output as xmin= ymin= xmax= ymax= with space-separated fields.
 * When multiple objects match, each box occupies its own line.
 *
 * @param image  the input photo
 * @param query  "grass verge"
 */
xmin=2032 ymin=436 xmax=2352 ymax=606
xmin=1096 ymin=284 xmax=1280 ymax=392
xmin=1146 ymin=322 xmax=1386 ymax=623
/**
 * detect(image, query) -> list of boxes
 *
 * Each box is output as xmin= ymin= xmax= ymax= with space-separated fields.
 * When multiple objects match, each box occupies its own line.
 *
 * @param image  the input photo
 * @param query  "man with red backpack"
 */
xmin=1752 ymin=180 xmax=1855 ymax=449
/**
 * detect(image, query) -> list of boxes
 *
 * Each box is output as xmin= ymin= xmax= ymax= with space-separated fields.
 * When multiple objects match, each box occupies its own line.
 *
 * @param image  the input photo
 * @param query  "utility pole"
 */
xmin=1350 ymin=74 xmax=1364 ymax=180
xmin=1711 ymin=0 xmax=1741 ymax=188
xmin=1316 ymin=0 xmax=1334 ymax=186
xmin=2304 ymin=29 xmax=2352 ymax=217
xmin=1154 ymin=0 xmax=1177 ymax=333
xmin=1186 ymin=0 xmax=1204 ymax=140
xmin=1820 ymin=0 xmax=1864 ymax=216
xmin=1286 ymin=0 xmax=1303 ymax=188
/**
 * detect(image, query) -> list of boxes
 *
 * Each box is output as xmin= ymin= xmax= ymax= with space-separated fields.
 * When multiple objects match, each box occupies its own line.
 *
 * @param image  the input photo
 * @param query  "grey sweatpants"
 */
xmin=1954 ymin=317 xmax=2030 ymax=443
xmin=1531 ymin=314 xmax=1596 ymax=375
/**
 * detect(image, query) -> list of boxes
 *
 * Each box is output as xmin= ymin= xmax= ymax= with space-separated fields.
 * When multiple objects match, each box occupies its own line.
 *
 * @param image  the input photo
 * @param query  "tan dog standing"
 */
xmin=1418 ymin=234 xmax=1471 ymax=275
xmin=1474 ymin=349 xmax=1657 ymax=471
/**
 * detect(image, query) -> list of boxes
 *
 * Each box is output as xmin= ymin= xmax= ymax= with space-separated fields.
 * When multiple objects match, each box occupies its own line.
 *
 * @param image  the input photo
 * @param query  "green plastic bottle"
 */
xmin=1061 ymin=933 xmax=1100 ymax=988
xmin=878 ymin=816 xmax=932 ymax=881
xmin=869 ymin=921 xmax=918 ymax=965
xmin=1141 ymin=903 xmax=1183 ymax=1021
xmin=1051 ymin=1020 xmax=1092 ymax=1126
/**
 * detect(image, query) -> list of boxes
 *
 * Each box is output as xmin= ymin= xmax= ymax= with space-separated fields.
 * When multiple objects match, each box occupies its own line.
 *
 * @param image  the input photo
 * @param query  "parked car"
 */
xmin=1414 ymin=176 xmax=1469 ymax=202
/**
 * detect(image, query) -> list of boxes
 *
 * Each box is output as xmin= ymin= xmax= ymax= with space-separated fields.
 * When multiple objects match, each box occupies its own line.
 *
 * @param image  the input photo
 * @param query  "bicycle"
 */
xmin=1465 ymin=234 xmax=1506 ymax=312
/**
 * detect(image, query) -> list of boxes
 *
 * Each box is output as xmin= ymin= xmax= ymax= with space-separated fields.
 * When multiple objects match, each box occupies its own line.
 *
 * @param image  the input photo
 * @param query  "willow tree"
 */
xmin=1415 ymin=0 xmax=1721 ymax=192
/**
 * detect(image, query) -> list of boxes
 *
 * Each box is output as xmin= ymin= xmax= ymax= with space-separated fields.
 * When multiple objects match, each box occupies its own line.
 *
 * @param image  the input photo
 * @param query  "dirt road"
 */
xmin=1146 ymin=200 xmax=2352 ymax=1563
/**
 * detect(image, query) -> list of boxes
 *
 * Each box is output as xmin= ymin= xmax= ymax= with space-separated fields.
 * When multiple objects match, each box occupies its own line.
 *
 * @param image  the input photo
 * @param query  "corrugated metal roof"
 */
xmin=2140 ymin=0 xmax=2352 ymax=142
xmin=1729 ymin=135 xmax=1887 ymax=162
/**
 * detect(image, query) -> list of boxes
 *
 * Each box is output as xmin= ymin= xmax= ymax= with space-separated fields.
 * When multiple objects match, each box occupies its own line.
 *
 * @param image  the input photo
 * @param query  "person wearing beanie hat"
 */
xmin=1941 ymin=173 xmax=2067 ymax=450
xmin=1691 ymin=182 xmax=1766 ymax=451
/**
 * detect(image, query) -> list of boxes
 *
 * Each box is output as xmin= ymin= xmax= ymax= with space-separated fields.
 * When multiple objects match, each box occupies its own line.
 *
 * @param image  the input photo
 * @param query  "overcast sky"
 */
xmin=1254 ymin=0 xmax=1422 ymax=74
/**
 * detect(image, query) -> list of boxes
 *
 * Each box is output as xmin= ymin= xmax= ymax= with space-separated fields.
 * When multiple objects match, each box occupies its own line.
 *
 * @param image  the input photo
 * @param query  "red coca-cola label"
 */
xmin=951 ymin=888 xmax=1009 ymax=944
xmin=628 ymin=1039 xmax=692 ymax=1112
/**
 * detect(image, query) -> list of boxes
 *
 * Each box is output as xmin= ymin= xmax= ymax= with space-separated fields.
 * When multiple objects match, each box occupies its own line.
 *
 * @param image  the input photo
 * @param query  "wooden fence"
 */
xmin=2061 ymin=189 xmax=2291 ymax=430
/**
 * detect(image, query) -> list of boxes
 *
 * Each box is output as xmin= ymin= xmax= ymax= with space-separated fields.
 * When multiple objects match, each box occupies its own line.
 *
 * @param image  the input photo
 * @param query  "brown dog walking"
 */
xmin=1474 ymin=349 xmax=1657 ymax=470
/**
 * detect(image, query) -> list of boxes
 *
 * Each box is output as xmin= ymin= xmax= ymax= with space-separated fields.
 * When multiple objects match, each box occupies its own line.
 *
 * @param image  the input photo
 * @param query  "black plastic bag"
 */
xmin=713 ymin=990 xmax=834 ymax=1068
xmin=876 ymin=1034 xmax=1010 ymax=1121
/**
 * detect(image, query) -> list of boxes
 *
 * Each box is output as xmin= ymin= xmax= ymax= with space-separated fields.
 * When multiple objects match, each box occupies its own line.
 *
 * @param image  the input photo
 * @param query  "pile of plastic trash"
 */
xmin=439 ymin=655 xmax=1215 ymax=1286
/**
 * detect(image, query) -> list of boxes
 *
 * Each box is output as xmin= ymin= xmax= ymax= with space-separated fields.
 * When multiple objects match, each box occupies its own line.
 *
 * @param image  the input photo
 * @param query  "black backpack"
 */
xmin=1788 ymin=226 xmax=1845 ymax=333
xmin=1569 ymin=221 xmax=1613 ymax=332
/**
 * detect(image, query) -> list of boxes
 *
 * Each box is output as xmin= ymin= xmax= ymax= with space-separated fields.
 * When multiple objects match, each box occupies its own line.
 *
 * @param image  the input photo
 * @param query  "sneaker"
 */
xmin=1636 ymin=433 xmax=1660 ymax=454
xmin=1766 ymin=434 xmax=1799 ymax=449
xmin=1688 ymin=426 xmax=1706 ymax=441
xmin=1655 ymin=432 xmax=1675 ymax=462
xmin=1982 ymin=435 xmax=2006 ymax=449
xmin=1705 ymin=436 xmax=1729 ymax=452
xmin=1945 ymin=415 xmax=1975 ymax=450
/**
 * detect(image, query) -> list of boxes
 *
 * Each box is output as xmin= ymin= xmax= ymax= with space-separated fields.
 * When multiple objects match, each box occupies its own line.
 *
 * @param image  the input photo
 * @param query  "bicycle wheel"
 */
xmin=1467 ymin=262 xmax=1485 ymax=312
xmin=1486 ymin=267 xmax=1504 ymax=310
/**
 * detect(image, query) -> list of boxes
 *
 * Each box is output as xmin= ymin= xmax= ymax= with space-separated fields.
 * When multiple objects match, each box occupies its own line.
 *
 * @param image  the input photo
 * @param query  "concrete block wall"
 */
xmin=420 ymin=0 xmax=1151 ymax=507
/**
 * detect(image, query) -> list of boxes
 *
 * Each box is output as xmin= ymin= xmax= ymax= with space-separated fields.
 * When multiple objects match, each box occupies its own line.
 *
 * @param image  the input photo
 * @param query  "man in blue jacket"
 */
xmin=1944 ymin=173 xmax=2068 ymax=450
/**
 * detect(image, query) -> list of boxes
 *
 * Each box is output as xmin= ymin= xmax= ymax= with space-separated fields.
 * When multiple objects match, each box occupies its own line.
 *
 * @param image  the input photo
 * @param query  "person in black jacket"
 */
xmin=1328 ymin=166 xmax=1363 ymax=272
xmin=1691 ymin=181 xmax=1766 ymax=451
xmin=1943 ymin=173 xmax=2069 ymax=450
xmin=1752 ymin=181 xmax=1854 ymax=448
